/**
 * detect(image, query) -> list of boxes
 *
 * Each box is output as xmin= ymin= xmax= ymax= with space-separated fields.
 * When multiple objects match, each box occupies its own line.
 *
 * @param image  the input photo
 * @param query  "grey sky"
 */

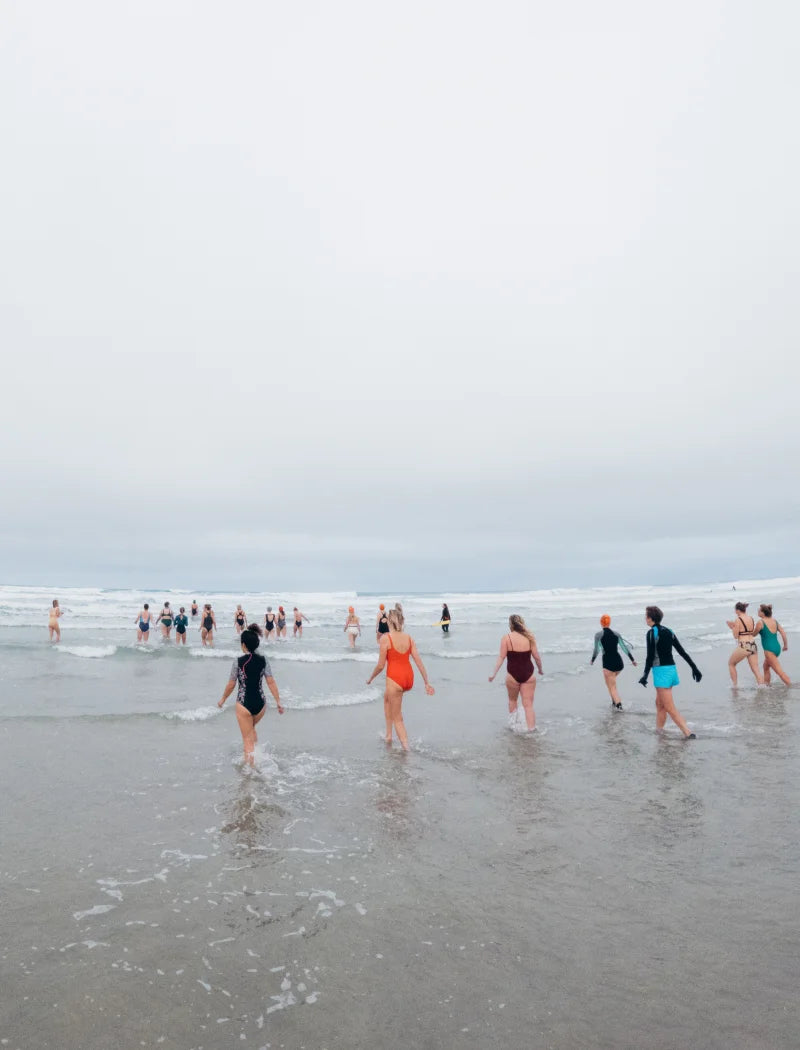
xmin=1 ymin=1 xmax=798 ymax=590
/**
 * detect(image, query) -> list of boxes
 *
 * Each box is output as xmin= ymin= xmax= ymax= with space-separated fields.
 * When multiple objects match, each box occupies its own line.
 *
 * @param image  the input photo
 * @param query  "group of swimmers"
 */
xmin=128 ymin=601 xmax=311 ymax=647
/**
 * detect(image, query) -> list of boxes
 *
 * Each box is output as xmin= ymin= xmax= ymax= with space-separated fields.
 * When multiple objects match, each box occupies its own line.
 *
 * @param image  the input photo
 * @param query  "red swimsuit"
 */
xmin=386 ymin=634 xmax=414 ymax=691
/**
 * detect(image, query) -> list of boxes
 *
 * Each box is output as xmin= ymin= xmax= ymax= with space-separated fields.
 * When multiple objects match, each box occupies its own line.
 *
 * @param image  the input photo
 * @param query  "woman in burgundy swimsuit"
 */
xmin=489 ymin=614 xmax=544 ymax=731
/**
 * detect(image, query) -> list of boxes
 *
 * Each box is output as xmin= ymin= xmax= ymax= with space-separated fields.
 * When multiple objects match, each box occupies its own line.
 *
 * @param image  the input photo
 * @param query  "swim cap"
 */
xmin=600 ymin=614 xmax=611 ymax=627
xmin=349 ymin=606 xmax=354 ymax=613
xmin=379 ymin=604 xmax=385 ymax=610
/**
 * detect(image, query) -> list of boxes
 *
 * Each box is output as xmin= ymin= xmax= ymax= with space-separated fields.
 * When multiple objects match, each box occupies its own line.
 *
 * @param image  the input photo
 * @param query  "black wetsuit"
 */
xmin=230 ymin=652 xmax=271 ymax=716
xmin=642 ymin=627 xmax=700 ymax=681
xmin=441 ymin=606 xmax=450 ymax=633
xmin=591 ymin=628 xmax=635 ymax=673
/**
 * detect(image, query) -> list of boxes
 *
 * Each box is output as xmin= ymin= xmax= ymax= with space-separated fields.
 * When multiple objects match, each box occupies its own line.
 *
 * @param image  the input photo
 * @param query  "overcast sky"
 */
xmin=1 ymin=1 xmax=798 ymax=591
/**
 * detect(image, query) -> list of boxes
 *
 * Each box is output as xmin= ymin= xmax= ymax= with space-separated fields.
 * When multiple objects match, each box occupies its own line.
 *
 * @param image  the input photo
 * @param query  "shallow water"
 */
xmin=2 ymin=580 xmax=799 ymax=1048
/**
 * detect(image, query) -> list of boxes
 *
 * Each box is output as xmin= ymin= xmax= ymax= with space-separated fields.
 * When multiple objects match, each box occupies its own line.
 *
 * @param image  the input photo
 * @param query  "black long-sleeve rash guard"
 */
xmin=642 ymin=626 xmax=699 ymax=680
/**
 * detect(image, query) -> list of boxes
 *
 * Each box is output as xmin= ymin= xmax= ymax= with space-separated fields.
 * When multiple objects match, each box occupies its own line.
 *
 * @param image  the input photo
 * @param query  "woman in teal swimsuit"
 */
xmin=756 ymin=604 xmax=791 ymax=685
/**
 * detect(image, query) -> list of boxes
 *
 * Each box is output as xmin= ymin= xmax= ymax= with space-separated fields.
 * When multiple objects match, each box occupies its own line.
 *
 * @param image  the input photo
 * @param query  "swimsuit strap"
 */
xmin=387 ymin=634 xmax=394 ymax=650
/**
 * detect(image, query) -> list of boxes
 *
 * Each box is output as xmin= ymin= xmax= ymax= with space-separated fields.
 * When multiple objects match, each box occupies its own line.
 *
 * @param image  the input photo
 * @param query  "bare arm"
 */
xmin=778 ymin=623 xmax=789 ymax=650
xmin=489 ymin=637 xmax=508 ymax=681
xmin=217 ymin=679 xmax=236 ymax=707
xmin=366 ymin=637 xmax=389 ymax=684
xmin=530 ymin=635 xmax=544 ymax=675
xmin=264 ymin=675 xmax=284 ymax=713
xmin=410 ymin=639 xmax=435 ymax=694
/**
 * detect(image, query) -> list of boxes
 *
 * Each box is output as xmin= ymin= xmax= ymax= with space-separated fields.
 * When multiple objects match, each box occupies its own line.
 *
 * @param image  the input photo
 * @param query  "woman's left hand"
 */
xmin=217 ymin=698 xmax=225 ymax=708
xmin=425 ymin=684 xmax=435 ymax=695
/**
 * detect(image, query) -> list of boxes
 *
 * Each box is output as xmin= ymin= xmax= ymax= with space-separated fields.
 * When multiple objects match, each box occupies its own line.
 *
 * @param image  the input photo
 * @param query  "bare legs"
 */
xmin=201 ymin=629 xmax=213 ymax=648
xmin=383 ymin=680 xmax=409 ymax=750
xmin=603 ymin=669 xmax=623 ymax=706
xmin=235 ymin=704 xmax=266 ymax=766
xmin=655 ymin=687 xmax=693 ymax=737
xmin=49 ymin=624 xmax=60 ymax=643
xmin=347 ymin=631 xmax=357 ymax=650
xmin=764 ymin=652 xmax=791 ymax=685
xmin=506 ymin=674 xmax=536 ymax=730
xmin=728 ymin=648 xmax=764 ymax=685
xmin=175 ymin=631 xmax=186 ymax=645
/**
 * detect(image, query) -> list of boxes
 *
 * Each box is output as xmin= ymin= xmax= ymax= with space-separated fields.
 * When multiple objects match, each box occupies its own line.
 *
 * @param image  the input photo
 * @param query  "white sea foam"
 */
xmin=289 ymin=689 xmax=380 ymax=710
xmin=58 ymin=645 xmax=117 ymax=659
xmin=161 ymin=706 xmax=222 ymax=722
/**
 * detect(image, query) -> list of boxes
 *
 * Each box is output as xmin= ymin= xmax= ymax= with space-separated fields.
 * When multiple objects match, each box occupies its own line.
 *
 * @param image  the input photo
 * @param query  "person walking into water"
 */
xmin=376 ymin=604 xmax=390 ymax=644
xmin=489 ymin=614 xmax=543 ymax=731
xmin=591 ymin=614 xmax=637 ymax=709
xmin=174 ymin=607 xmax=189 ymax=645
xmin=440 ymin=603 xmax=451 ymax=633
xmin=277 ymin=607 xmax=287 ymax=639
xmin=136 ymin=604 xmax=152 ymax=643
xmin=158 ymin=602 xmax=173 ymax=640
xmin=344 ymin=606 xmax=361 ymax=648
xmin=756 ymin=603 xmax=791 ymax=685
xmin=366 ymin=604 xmax=434 ymax=750
xmin=264 ymin=607 xmax=276 ymax=640
xmin=201 ymin=604 xmax=217 ymax=647
xmin=639 ymin=606 xmax=701 ymax=738
xmin=234 ymin=605 xmax=248 ymax=635
xmin=293 ymin=608 xmax=309 ymax=638
xmin=48 ymin=599 xmax=62 ymax=643
xmin=217 ymin=624 xmax=284 ymax=766
xmin=726 ymin=602 xmax=764 ymax=685
xmin=191 ymin=601 xmax=199 ymax=619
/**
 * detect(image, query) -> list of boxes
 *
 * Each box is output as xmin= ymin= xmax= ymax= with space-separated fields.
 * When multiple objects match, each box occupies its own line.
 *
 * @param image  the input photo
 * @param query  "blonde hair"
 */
xmin=508 ymin=614 xmax=536 ymax=647
xmin=387 ymin=603 xmax=405 ymax=631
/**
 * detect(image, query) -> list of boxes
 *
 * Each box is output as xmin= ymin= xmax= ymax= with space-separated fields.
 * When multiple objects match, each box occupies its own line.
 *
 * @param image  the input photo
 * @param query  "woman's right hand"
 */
xmin=425 ymin=684 xmax=435 ymax=695
xmin=488 ymin=674 xmax=495 ymax=682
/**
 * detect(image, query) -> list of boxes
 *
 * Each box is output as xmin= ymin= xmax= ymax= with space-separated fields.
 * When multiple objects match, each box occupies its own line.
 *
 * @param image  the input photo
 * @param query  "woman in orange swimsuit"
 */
xmin=366 ymin=603 xmax=434 ymax=750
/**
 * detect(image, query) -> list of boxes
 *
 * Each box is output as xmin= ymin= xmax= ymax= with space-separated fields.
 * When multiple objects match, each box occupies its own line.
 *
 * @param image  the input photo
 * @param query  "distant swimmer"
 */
xmin=264 ymin=607 xmax=276 ymax=640
xmin=376 ymin=604 xmax=390 ymax=644
xmin=293 ymin=607 xmax=309 ymax=638
xmin=201 ymin=604 xmax=217 ymax=647
xmin=489 ymin=614 xmax=543 ymax=731
xmin=639 ymin=606 xmax=701 ymax=738
xmin=756 ymin=604 xmax=791 ymax=685
xmin=591 ymin=615 xmax=637 ymax=709
xmin=48 ymin=599 xmax=61 ymax=643
xmin=366 ymin=603 xmax=435 ymax=750
xmin=158 ymin=602 xmax=173 ymax=640
xmin=344 ymin=606 xmax=361 ymax=648
xmin=136 ymin=603 xmax=152 ymax=643
xmin=174 ymin=607 xmax=189 ymax=646
xmin=191 ymin=601 xmax=199 ymax=619
xmin=726 ymin=602 xmax=764 ymax=685
xmin=277 ymin=607 xmax=287 ymax=639
xmin=217 ymin=624 xmax=284 ymax=767
xmin=440 ymin=604 xmax=451 ymax=634
xmin=234 ymin=604 xmax=248 ymax=636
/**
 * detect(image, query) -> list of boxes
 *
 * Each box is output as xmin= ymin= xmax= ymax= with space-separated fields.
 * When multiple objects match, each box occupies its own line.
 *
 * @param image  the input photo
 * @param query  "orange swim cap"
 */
xmin=600 ymin=614 xmax=611 ymax=627
xmin=379 ymin=604 xmax=385 ymax=610
xmin=349 ymin=606 xmax=354 ymax=613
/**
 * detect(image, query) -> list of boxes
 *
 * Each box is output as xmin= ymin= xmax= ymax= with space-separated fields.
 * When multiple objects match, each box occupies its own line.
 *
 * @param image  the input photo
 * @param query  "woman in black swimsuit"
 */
xmin=159 ymin=602 xmax=173 ymax=640
xmin=591 ymin=614 xmax=637 ymax=709
xmin=489 ymin=614 xmax=544 ymax=731
xmin=201 ymin=604 xmax=217 ymax=647
xmin=264 ymin=607 xmax=276 ymax=640
xmin=217 ymin=625 xmax=284 ymax=766
xmin=191 ymin=601 xmax=199 ymax=619
xmin=376 ymin=604 xmax=390 ymax=644
xmin=293 ymin=608 xmax=308 ymax=638
xmin=234 ymin=604 xmax=247 ymax=636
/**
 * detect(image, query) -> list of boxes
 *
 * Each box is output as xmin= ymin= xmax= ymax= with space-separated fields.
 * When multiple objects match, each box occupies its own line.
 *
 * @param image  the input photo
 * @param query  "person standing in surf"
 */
xmin=756 ymin=603 xmax=791 ymax=685
xmin=376 ymin=604 xmax=390 ymax=644
xmin=264 ymin=607 xmax=277 ymax=641
xmin=293 ymin=607 xmax=309 ymax=638
xmin=201 ymin=604 xmax=217 ymax=647
xmin=726 ymin=602 xmax=764 ymax=685
xmin=174 ymin=607 xmax=189 ymax=646
xmin=191 ymin=600 xmax=199 ymax=620
xmin=639 ymin=606 xmax=701 ymax=738
xmin=489 ymin=614 xmax=543 ymax=731
xmin=276 ymin=607 xmax=287 ymax=639
xmin=48 ymin=599 xmax=62 ymax=643
xmin=158 ymin=601 xmax=173 ymax=640
xmin=440 ymin=603 xmax=451 ymax=634
xmin=217 ymin=625 xmax=284 ymax=766
xmin=344 ymin=606 xmax=361 ymax=648
xmin=366 ymin=604 xmax=435 ymax=750
xmin=135 ymin=603 xmax=152 ymax=643
xmin=591 ymin=614 xmax=637 ymax=709
xmin=234 ymin=604 xmax=247 ymax=635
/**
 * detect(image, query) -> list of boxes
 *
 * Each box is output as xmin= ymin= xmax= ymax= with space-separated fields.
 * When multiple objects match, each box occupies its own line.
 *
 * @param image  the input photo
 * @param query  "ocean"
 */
xmin=2 ymin=578 xmax=799 ymax=1049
